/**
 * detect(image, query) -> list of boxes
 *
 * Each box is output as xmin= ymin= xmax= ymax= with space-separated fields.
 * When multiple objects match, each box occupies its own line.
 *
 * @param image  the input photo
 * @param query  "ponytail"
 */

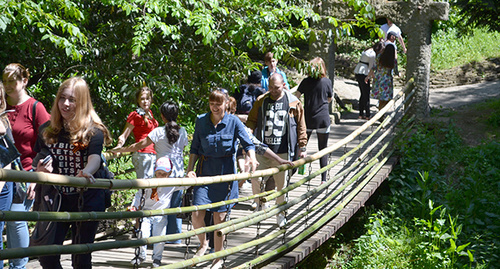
xmin=165 ymin=121 xmax=180 ymax=145
xmin=160 ymin=101 xmax=180 ymax=145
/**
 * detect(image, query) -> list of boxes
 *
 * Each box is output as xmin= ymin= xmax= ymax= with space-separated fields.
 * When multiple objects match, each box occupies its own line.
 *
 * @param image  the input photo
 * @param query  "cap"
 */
xmin=248 ymin=70 xmax=262 ymax=84
xmin=155 ymin=157 xmax=172 ymax=173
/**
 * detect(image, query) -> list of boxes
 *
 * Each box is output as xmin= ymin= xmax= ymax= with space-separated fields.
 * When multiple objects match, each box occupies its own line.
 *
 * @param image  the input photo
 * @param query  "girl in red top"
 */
xmin=114 ymin=86 xmax=159 ymax=179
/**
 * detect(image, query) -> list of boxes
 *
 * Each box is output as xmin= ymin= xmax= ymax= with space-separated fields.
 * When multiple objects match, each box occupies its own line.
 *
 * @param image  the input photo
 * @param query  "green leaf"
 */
xmin=467 ymin=249 xmax=474 ymax=262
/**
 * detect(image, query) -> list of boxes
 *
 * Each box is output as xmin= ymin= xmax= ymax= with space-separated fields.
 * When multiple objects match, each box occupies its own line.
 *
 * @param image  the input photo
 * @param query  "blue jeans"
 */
xmin=7 ymin=184 xmax=35 ymax=269
xmin=166 ymin=190 xmax=183 ymax=244
xmin=0 ymin=182 xmax=14 ymax=269
xmin=132 ymin=152 xmax=156 ymax=179
xmin=138 ymin=216 xmax=169 ymax=261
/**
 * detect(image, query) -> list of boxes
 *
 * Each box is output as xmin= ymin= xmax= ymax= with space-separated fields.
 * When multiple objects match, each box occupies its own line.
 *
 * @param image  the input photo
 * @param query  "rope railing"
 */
xmin=0 ymin=78 xmax=416 ymax=267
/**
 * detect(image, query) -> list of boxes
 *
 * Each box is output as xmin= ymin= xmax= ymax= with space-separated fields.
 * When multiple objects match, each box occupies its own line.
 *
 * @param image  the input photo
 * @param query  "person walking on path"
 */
xmin=34 ymin=77 xmax=112 ymax=269
xmin=234 ymin=70 xmax=266 ymax=123
xmin=247 ymin=73 xmax=308 ymax=227
xmin=128 ymin=156 xmax=187 ymax=268
xmin=3 ymin=63 xmax=51 ymax=269
xmin=113 ymin=86 xmax=159 ymax=180
xmin=261 ymin=52 xmax=290 ymax=91
xmin=365 ymin=44 xmax=396 ymax=112
xmin=380 ymin=18 xmax=407 ymax=54
xmin=296 ymin=57 xmax=333 ymax=183
xmin=111 ymin=101 xmax=188 ymax=244
xmin=186 ymin=89 xmax=257 ymax=269
xmin=354 ymin=42 xmax=385 ymax=120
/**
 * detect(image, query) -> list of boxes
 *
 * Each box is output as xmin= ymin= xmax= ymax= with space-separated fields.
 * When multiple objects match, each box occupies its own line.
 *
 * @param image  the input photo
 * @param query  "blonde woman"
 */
xmin=34 ymin=77 xmax=112 ymax=268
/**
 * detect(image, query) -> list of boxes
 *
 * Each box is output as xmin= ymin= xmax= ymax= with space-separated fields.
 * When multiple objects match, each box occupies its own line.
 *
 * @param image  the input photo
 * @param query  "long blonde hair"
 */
xmin=43 ymin=77 xmax=111 ymax=145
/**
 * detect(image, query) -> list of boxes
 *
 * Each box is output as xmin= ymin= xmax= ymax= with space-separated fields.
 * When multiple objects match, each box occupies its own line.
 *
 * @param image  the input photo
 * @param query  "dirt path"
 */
xmin=429 ymin=79 xmax=500 ymax=109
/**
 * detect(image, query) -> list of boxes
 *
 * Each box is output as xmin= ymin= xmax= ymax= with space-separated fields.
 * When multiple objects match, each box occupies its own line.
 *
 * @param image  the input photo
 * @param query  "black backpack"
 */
xmin=235 ymin=84 xmax=265 ymax=114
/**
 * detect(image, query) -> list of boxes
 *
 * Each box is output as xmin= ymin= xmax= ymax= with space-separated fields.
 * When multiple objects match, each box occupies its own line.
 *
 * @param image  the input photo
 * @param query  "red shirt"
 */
xmin=126 ymin=110 xmax=158 ymax=154
xmin=7 ymin=97 xmax=51 ymax=170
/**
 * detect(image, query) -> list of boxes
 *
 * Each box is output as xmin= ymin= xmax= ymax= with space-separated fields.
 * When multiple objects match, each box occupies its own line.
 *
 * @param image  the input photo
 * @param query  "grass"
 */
xmin=299 ymin=99 xmax=499 ymax=268
xmin=431 ymin=28 xmax=500 ymax=71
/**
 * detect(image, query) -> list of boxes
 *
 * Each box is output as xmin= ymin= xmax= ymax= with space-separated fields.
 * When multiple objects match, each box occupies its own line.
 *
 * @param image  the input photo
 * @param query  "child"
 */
xmin=261 ymin=52 xmax=290 ymax=91
xmin=114 ymin=86 xmax=159 ymax=179
xmin=112 ymin=101 xmax=187 ymax=244
xmin=129 ymin=156 xmax=185 ymax=268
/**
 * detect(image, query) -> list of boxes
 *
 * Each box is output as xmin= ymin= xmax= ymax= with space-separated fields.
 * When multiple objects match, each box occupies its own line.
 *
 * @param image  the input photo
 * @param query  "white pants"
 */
xmin=137 ymin=215 xmax=168 ymax=261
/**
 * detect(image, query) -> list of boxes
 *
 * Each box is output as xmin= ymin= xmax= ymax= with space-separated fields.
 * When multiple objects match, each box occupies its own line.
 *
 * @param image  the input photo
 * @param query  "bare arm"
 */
xmin=114 ymin=122 xmax=135 ymax=148
xmin=263 ymin=149 xmax=293 ymax=167
xmin=245 ymin=150 xmax=258 ymax=173
xmin=77 ymin=154 xmax=101 ymax=184
xmin=186 ymin=153 xmax=199 ymax=178
xmin=398 ymin=35 xmax=407 ymax=54
xmin=365 ymin=68 xmax=375 ymax=83
xmin=110 ymin=136 xmax=153 ymax=153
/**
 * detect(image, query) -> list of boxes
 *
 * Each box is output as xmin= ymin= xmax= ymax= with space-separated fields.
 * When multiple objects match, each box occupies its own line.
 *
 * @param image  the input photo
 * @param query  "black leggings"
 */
xmin=307 ymin=131 xmax=330 ymax=181
xmin=355 ymin=73 xmax=371 ymax=117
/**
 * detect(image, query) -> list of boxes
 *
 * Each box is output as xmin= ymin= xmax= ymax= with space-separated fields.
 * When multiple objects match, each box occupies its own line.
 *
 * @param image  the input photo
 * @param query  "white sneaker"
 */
xmin=261 ymin=202 xmax=270 ymax=211
xmin=251 ymin=201 xmax=258 ymax=209
xmin=130 ymin=256 xmax=146 ymax=265
xmin=152 ymin=259 xmax=161 ymax=267
xmin=211 ymin=259 xmax=224 ymax=269
xmin=276 ymin=213 xmax=287 ymax=228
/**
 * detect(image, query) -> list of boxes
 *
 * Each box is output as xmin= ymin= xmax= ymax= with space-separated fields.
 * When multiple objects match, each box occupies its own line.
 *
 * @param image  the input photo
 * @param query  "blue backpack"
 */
xmin=235 ymin=84 xmax=265 ymax=114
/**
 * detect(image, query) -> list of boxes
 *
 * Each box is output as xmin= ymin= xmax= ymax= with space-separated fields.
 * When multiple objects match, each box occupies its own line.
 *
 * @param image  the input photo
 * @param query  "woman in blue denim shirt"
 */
xmin=187 ymin=89 xmax=258 ymax=269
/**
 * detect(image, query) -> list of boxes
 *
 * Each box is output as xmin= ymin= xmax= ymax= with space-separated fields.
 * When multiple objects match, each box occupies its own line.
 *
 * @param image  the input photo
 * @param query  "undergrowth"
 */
xmin=431 ymin=28 xmax=500 ymax=71
xmin=299 ymin=99 xmax=499 ymax=268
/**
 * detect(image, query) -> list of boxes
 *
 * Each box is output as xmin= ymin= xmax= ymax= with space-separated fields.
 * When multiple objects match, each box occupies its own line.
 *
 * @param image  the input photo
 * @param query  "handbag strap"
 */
xmin=32 ymin=100 xmax=39 ymax=131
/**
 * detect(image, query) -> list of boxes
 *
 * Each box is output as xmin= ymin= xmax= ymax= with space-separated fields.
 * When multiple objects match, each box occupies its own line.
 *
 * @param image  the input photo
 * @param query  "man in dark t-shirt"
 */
xmin=247 ymin=73 xmax=308 ymax=227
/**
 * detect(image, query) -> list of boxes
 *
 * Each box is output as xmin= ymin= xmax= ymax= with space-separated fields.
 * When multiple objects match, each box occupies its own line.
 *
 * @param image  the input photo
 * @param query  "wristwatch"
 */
xmin=300 ymin=147 xmax=307 ymax=152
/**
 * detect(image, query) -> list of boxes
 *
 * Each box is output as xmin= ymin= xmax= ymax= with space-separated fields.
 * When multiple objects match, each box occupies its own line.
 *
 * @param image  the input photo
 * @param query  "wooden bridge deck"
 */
xmin=23 ymin=107 xmax=399 ymax=269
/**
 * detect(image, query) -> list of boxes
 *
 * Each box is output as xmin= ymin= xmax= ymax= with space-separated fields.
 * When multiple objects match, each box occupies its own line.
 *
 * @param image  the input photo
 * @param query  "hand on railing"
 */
xmin=77 ymin=169 xmax=96 ymax=184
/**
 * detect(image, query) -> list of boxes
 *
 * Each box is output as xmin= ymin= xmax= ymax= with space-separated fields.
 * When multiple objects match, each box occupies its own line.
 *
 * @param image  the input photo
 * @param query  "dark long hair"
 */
xmin=379 ymin=44 xmax=395 ymax=69
xmin=373 ymin=41 xmax=385 ymax=55
xmin=160 ymin=101 xmax=180 ymax=145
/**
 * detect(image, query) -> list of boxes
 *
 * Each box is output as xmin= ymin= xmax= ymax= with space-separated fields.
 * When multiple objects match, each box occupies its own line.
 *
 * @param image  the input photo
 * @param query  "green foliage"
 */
xmin=347 ymin=203 xmax=473 ymax=269
xmin=454 ymin=0 xmax=500 ymax=32
xmin=473 ymin=98 xmax=500 ymax=129
xmin=388 ymin=120 xmax=500 ymax=267
xmin=0 ymin=0 xmax=376 ymax=141
xmin=431 ymin=28 xmax=500 ymax=71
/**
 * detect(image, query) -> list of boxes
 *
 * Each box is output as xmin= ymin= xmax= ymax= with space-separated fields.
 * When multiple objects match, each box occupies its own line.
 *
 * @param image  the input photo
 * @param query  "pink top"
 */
xmin=7 ymin=97 xmax=51 ymax=170
xmin=126 ymin=110 xmax=158 ymax=154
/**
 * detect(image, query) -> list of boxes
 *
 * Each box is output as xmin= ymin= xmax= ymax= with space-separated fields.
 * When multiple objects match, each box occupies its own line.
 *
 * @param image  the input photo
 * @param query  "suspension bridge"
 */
xmin=0 ymin=81 xmax=415 ymax=268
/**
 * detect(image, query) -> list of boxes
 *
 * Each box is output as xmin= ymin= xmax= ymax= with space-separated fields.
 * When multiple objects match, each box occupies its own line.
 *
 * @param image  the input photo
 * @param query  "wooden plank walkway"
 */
xmin=23 ymin=105 xmax=400 ymax=269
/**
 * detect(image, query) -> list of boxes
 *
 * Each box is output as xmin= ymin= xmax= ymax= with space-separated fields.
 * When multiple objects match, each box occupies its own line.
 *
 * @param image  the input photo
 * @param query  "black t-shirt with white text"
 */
xmin=263 ymin=96 xmax=289 ymax=154
xmin=35 ymin=123 xmax=104 ymax=194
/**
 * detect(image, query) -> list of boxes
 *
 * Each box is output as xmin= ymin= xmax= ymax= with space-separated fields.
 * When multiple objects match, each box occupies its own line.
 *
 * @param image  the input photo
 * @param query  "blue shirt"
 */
xmin=261 ymin=67 xmax=290 ymax=91
xmin=191 ymin=112 xmax=255 ymax=176
xmin=190 ymin=112 xmax=255 ymax=211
